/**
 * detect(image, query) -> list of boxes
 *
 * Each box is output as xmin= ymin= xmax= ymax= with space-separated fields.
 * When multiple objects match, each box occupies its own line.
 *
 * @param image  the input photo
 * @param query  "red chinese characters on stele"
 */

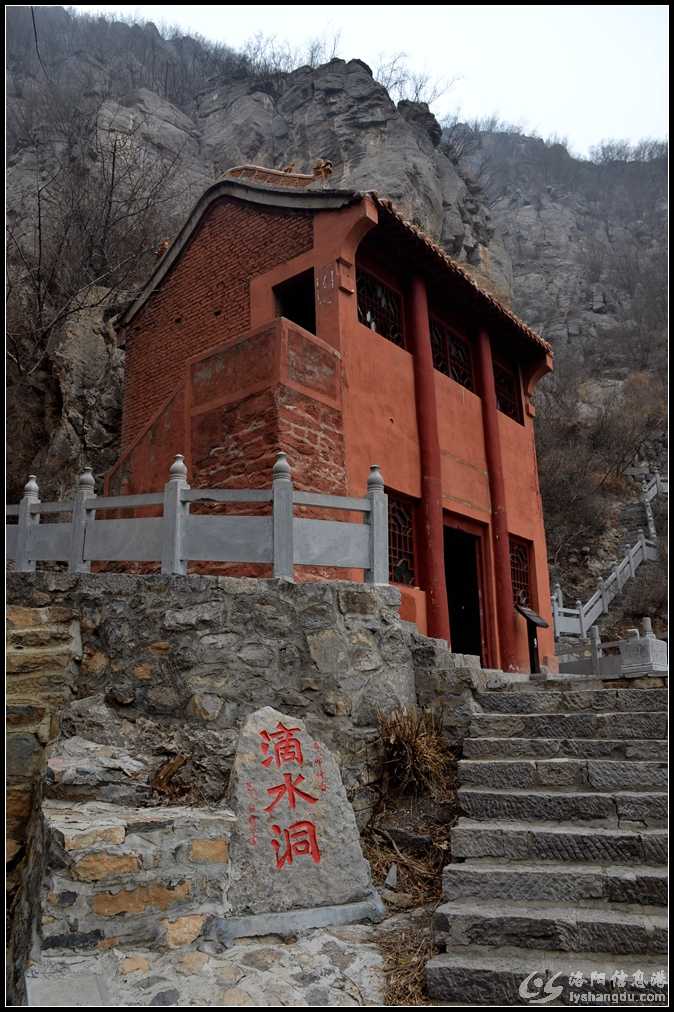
xmin=259 ymin=721 xmax=322 ymax=869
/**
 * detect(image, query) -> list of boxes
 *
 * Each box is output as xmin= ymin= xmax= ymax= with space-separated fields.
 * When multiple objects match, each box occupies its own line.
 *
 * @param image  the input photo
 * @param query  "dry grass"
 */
xmin=377 ymin=919 xmax=439 ymax=1006
xmin=363 ymin=706 xmax=460 ymax=1005
xmin=377 ymin=706 xmax=456 ymax=801
xmin=364 ymin=832 xmax=446 ymax=906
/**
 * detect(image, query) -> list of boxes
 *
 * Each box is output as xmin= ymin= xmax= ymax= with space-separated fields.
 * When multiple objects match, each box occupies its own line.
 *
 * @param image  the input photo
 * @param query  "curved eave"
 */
xmin=120 ymin=178 xmax=361 ymax=328
xmin=121 ymin=175 xmax=552 ymax=363
xmin=370 ymin=195 xmax=552 ymax=358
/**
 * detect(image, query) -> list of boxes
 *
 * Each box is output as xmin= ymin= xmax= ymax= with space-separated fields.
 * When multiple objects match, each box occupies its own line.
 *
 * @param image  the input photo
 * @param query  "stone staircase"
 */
xmin=426 ymin=684 xmax=669 ymax=1005
xmin=619 ymin=499 xmax=649 ymax=545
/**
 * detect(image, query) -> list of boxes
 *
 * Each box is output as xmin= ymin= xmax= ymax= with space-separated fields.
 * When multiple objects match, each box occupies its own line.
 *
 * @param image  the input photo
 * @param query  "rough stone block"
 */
xmin=190 ymin=838 xmax=229 ymax=863
xmin=226 ymin=706 xmax=377 ymax=917
xmin=162 ymin=913 xmax=206 ymax=948
xmin=73 ymin=851 xmax=141 ymax=882
xmin=91 ymin=880 xmax=191 ymax=916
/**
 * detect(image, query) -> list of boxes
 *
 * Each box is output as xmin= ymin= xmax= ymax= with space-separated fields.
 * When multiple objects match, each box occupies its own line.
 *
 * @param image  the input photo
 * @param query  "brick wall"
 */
xmin=121 ymin=199 xmax=314 ymax=449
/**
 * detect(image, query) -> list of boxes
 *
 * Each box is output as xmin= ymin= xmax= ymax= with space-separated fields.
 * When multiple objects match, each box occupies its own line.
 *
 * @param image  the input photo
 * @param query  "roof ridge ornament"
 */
xmin=223 ymin=164 xmax=317 ymax=189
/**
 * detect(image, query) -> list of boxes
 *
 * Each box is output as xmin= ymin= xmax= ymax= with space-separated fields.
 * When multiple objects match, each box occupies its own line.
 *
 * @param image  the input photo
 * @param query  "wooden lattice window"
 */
xmin=356 ymin=269 xmax=405 ymax=348
xmin=430 ymin=318 xmax=475 ymax=391
xmin=494 ymin=358 xmax=523 ymax=423
xmin=510 ymin=537 xmax=530 ymax=605
xmin=388 ymin=494 xmax=416 ymax=585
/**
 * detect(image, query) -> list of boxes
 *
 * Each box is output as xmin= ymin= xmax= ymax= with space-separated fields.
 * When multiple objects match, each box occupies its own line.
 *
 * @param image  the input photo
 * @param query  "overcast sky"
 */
xmin=71 ymin=4 xmax=668 ymax=156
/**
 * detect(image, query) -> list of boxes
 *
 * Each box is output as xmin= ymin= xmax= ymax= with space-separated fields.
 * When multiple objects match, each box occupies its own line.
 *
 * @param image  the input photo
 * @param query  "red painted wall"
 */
xmin=111 ymin=193 xmax=555 ymax=672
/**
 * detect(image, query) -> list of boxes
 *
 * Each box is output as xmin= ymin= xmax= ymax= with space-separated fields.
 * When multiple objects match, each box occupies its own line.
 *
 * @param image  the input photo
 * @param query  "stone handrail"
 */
xmin=558 ymin=618 xmax=668 ymax=677
xmin=552 ymin=468 xmax=667 ymax=639
xmin=5 ymin=454 xmax=389 ymax=584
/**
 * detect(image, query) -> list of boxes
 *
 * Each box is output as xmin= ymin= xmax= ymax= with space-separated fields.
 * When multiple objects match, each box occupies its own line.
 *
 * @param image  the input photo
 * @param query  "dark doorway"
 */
xmin=444 ymin=526 xmax=483 ymax=661
xmin=274 ymin=269 xmax=316 ymax=334
xmin=527 ymin=623 xmax=540 ymax=674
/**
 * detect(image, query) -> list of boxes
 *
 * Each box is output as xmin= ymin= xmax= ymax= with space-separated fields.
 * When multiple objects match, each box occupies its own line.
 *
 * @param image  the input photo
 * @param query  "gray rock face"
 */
xmin=465 ymin=131 xmax=667 ymax=357
xmin=195 ymin=60 xmax=508 ymax=294
xmin=226 ymin=706 xmax=375 ymax=916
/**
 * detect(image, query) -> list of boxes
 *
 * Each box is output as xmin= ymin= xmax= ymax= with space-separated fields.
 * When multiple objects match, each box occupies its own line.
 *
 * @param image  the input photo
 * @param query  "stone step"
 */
xmin=451 ymin=819 xmax=667 ymax=865
xmin=474 ymin=688 xmax=667 ymax=714
xmin=459 ymin=758 xmax=668 ymax=792
xmin=469 ymin=710 xmax=668 ymax=741
xmin=543 ymin=673 xmax=667 ymax=688
xmin=458 ymin=787 xmax=668 ymax=827
xmin=41 ymin=800 xmax=235 ymax=952
xmin=433 ymin=898 xmax=667 ymax=955
xmin=442 ymin=861 xmax=668 ymax=906
xmin=463 ymin=737 xmax=669 ymax=761
xmin=426 ymin=946 xmax=668 ymax=1005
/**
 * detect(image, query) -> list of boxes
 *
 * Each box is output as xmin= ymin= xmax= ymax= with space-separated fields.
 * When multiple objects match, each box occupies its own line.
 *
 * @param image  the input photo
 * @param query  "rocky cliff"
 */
xmin=464 ymin=131 xmax=667 ymax=370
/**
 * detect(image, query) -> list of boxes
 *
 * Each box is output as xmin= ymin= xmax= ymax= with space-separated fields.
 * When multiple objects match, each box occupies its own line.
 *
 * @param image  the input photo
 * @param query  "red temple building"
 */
xmin=108 ymin=164 xmax=555 ymax=673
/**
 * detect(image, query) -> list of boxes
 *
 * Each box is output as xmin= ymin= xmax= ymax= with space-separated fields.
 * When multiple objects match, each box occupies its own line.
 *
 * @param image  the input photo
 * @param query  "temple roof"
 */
xmin=119 ymin=164 xmax=552 ymax=357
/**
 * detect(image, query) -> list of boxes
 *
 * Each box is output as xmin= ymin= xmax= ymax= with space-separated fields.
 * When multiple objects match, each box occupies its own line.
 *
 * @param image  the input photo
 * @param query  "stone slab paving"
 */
xmin=25 ymin=926 xmax=386 ymax=1006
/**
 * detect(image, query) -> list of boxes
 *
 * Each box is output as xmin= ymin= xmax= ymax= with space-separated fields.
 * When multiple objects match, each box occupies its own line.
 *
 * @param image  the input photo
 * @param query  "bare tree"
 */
xmin=374 ymin=51 xmax=455 ymax=106
xmin=7 ymin=105 xmax=184 ymax=376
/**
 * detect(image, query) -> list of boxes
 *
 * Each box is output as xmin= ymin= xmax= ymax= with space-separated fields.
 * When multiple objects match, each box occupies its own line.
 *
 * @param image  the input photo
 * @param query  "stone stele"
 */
xmin=226 ymin=706 xmax=379 ymax=921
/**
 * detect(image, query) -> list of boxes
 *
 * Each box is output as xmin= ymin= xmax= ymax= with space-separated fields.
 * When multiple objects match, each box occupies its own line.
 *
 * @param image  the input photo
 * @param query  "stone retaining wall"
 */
xmin=6 ymin=572 xmax=486 ymax=1002
xmin=6 ymin=605 xmax=82 ymax=1006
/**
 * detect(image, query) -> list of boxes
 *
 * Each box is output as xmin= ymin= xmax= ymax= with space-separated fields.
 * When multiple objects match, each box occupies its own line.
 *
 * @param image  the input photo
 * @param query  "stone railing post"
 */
xmin=272 ymin=452 xmax=294 ymax=580
xmin=16 ymin=475 xmax=40 ymax=573
xmin=642 ymin=617 xmax=655 ymax=640
xmin=598 ymin=577 xmax=609 ymax=614
xmin=554 ymin=582 xmax=563 ymax=609
xmin=589 ymin=625 xmax=601 ymax=675
xmin=637 ymin=528 xmax=647 ymax=562
xmin=576 ymin=599 xmax=586 ymax=639
xmin=641 ymin=482 xmax=657 ymax=540
xmin=161 ymin=454 xmax=190 ymax=576
xmin=69 ymin=466 xmax=96 ymax=573
xmin=365 ymin=464 xmax=389 ymax=585
xmin=625 ymin=543 xmax=635 ymax=579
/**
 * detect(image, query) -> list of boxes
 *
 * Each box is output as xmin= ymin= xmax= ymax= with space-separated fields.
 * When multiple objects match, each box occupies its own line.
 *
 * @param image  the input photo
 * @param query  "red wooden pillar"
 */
xmin=477 ymin=329 xmax=518 ymax=671
xmin=409 ymin=276 xmax=451 ymax=643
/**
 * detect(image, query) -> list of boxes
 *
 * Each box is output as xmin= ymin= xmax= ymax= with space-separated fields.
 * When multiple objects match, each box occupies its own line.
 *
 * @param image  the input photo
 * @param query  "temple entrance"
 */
xmin=444 ymin=525 xmax=484 ymax=662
